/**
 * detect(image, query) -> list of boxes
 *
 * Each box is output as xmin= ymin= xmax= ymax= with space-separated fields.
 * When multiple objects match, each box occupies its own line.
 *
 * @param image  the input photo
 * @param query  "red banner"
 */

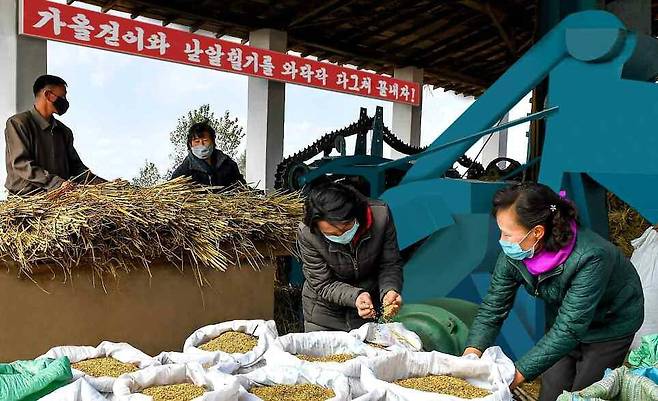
xmin=20 ymin=0 xmax=421 ymax=105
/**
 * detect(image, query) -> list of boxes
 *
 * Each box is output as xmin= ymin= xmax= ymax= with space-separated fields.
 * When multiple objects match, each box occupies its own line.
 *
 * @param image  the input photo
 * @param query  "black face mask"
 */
xmin=52 ymin=95 xmax=70 ymax=115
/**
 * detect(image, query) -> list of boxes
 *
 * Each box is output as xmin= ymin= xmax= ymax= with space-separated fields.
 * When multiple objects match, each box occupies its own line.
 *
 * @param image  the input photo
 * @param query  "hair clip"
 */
xmin=550 ymin=204 xmax=557 ymax=212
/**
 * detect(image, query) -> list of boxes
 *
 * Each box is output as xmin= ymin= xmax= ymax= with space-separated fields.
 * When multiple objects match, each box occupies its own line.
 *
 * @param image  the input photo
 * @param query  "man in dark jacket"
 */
xmin=5 ymin=75 xmax=105 ymax=196
xmin=171 ymin=121 xmax=245 ymax=187
xmin=297 ymin=181 xmax=404 ymax=332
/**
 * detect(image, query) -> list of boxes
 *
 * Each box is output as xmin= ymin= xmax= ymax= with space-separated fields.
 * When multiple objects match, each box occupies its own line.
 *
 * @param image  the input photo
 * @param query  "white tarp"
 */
xmin=630 ymin=227 xmax=658 ymax=349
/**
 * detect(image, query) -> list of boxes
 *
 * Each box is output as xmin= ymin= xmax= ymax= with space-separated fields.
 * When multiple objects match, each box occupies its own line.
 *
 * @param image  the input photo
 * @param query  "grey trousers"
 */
xmin=538 ymin=335 xmax=634 ymax=401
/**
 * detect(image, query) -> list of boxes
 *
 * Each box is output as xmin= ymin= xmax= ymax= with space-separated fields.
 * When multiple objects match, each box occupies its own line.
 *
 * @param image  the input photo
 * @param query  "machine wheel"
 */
xmin=286 ymin=163 xmax=310 ymax=191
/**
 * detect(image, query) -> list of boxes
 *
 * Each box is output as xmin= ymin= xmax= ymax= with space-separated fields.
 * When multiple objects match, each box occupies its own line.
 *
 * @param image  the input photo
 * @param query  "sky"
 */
xmin=0 ymin=0 xmax=533 ymax=188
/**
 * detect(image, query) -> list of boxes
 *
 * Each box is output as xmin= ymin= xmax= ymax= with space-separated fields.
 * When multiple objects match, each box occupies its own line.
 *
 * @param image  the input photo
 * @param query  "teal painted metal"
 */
xmin=293 ymin=11 xmax=658 ymax=360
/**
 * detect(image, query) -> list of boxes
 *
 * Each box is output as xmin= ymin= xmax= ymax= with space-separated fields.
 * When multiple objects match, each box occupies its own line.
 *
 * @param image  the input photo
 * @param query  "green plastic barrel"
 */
xmin=393 ymin=297 xmax=480 ymax=355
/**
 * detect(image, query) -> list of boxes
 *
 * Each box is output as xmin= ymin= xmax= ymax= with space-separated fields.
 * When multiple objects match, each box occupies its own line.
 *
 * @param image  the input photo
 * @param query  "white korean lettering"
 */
xmin=400 ymin=85 xmax=410 ymax=101
xmin=122 ymin=27 xmax=144 ymax=51
xmin=299 ymin=64 xmax=313 ymax=83
xmin=205 ymin=44 xmax=224 ymax=67
xmin=377 ymin=80 xmax=388 ymax=97
xmin=227 ymin=48 xmax=243 ymax=71
xmin=145 ymin=32 xmax=170 ymax=55
xmin=282 ymin=61 xmax=298 ymax=80
xmin=184 ymin=38 xmax=203 ymax=62
xmin=33 ymin=7 xmax=66 ymax=36
xmin=360 ymin=77 xmax=372 ymax=94
xmin=349 ymin=74 xmax=360 ymax=91
xmin=315 ymin=67 xmax=328 ymax=85
xmin=68 ymin=13 xmax=94 ymax=42
xmin=261 ymin=55 xmax=274 ymax=76
xmin=410 ymin=87 xmax=417 ymax=103
xmin=389 ymin=82 xmax=399 ymax=99
xmin=337 ymin=72 xmax=349 ymax=89
xmin=243 ymin=52 xmax=259 ymax=73
xmin=95 ymin=21 xmax=120 ymax=47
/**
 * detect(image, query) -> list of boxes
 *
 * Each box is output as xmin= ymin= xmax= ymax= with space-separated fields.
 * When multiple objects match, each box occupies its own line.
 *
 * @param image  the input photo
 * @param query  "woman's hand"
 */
xmin=356 ymin=292 xmax=376 ymax=319
xmin=382 ymin=290 xmax=403 ymax=318
xmin=509 ymin=369 xmax=525 ymax=390
xmin=462 ymin=347 xmax=483 ymax=358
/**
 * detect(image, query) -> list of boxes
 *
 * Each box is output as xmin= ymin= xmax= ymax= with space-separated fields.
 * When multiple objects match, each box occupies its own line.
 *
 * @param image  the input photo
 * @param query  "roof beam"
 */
xmin=189 ymin=20 xmax=205 ymax=33
xmin=287 ymin=0 xmax=351 ymax=28
xmin=459 ymin=1 xmax=517 ymax=56
xmin=101 ymin=0 xmax=119 ymax=13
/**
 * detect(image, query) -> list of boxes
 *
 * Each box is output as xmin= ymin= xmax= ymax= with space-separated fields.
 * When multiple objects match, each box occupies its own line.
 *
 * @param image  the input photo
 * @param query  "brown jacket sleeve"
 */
xmin=5 ymin=118 xmax=64 ymax=192
xmin=377 ymin=207 xmax=404 ymax=301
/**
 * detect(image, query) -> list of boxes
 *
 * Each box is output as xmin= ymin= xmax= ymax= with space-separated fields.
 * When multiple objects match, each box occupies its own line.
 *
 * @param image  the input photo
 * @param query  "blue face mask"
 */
xmin=191 ymin=143 xmax=214 ymax=160
xmin=499 ymin=229 xmax=539 ymax=260
xmin=323 ymin=220 xmax=360 ymax=245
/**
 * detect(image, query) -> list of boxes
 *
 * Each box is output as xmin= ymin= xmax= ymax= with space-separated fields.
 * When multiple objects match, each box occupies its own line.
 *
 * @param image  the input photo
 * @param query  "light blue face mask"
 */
xmin=323 ymin=220 xmax=360 ymax=245
xmin=499 ymin=229 xmax=539 ymax=260
xmin=191 ymin=143 xmax=214 ymax=160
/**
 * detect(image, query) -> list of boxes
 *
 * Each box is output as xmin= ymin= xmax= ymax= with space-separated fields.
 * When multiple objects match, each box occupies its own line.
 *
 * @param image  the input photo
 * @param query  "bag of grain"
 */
xmin=630 ymin=227 xmax=658 ymax=349
xmin=349 ymin=323 xmax=422 ymax=352
xmin=358 ymin=347 xmax=515 ymax=401
xmin=113 ymin=363 xmax=240 ymax=401
xmin=155 ymin=351 xmax=239 ymax=373
xmin=39 ymin=377 xmax=109 ymax=401
xmin=235 ymin=362 xmax=384 ymax=401
xmin=40 ymin=341 xmax=159 ymax=393
xmin=183 ymin=320 xmax=278 ymax=374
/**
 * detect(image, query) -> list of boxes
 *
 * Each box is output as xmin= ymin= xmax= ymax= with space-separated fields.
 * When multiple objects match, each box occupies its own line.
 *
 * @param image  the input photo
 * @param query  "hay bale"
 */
xmin=608 ymin=193 xmax=650 ymax=257
xmin=198 ymin=331 xmax=258 ymax=354
xmin=141 ymin=383 xmax=206 ymax=401
xmin=394 ymin=375 xmax=491 ymax=399
xmin=249 ymin=384 xmax=335 ymax=401
xmin=295 ymin=354 xmax=356 ymax=363
xmin=71 ymin=357 xmax=137 ymax=378
xmin=0 ymin=178 xmax=303 ymax=282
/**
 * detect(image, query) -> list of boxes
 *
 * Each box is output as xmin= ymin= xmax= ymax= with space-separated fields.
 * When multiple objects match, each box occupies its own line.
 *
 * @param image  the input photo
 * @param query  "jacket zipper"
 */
xmin=534 ymin=266 xmax=564 ymax=296
xmin=328 ymin=233 xmax=371 ymax=279
xmin=208 ymin=175 xmax=213 ymax=186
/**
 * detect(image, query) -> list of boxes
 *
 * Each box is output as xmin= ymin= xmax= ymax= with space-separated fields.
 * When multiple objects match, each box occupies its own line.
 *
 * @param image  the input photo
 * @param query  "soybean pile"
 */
xmin=141 ymin=383 xmax=206 ymax=401
xmin=71 ymin=357 xmax=137 ymax=378
xmin=199 ymin=331 xmax=258 ymax=354
xmin=394 ymin=375 xmax=491 ymax=399
xmin=250 ymin=383 xmax=335 ymax=401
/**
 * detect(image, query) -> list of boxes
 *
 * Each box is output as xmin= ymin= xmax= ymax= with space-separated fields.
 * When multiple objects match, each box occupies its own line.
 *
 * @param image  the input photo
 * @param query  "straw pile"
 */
xmin=295 ymin=353 xmax=355 ymax=363
xmin=198 ymin=331 xmax=258 ymax=353
xmin=394 ymin=375 xmax=490 ymax=399
xmin=71 ymin=357 xmax=137 ymax=377
xmin=141 ymin=383 xmax=206 ymax=401
xmin=249 ymin=384 xmax=335 ymax=401
xmin=607 ymin=193 xmax=650 ymax=257
xmin=0 ymin=178 xmax=303 ymax=284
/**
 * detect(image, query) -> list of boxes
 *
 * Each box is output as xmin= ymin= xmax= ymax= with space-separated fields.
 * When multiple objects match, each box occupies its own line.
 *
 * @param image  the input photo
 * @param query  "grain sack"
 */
xmin=359 ymin=347 xmax=515 ymax=401
xmin=350 ymin=323 xmax=422 ymax=352
xmin=183 ymin=320 xmax=277 ymax=374
xmin=235 ymin=362 xmax=384 ymax=401
xmin=630 ymin=227 xmax=658 ymax=349
xmin=155 ymin=351 xmax=239 ymax=373
xmin=112 ymin=363 xmax=240 ymax=401
xmin=39 ymin=378 xmax=108 ymax=401
xmin=40 ymin=341 xmax=159 ymax=393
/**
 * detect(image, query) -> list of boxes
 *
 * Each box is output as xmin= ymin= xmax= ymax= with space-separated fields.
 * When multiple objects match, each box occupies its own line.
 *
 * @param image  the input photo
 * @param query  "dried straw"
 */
xmin=607 ymin=193 xmax=650 ymax=257
xmin=0 ymin=178 xmax=303 ymax=285
xmin=71 ymin=357 xmax=137 ymax=377
xmin=198 ymin=330 xmax=258 ymax=353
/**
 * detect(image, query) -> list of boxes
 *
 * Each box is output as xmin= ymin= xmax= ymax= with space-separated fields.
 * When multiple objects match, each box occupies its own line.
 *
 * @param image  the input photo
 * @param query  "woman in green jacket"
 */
xmin=463 ymin=183 xmax=644 ymax=401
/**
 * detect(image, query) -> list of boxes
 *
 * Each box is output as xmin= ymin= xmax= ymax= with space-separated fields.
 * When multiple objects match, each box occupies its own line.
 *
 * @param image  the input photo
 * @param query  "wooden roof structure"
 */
xmin=73 ymin=0 xmax=658 ymax=97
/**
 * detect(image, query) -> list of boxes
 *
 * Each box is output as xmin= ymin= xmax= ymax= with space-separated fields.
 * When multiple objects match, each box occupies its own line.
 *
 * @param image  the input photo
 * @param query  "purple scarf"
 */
xmin=523 ymin=220 xmax=578 ymax=276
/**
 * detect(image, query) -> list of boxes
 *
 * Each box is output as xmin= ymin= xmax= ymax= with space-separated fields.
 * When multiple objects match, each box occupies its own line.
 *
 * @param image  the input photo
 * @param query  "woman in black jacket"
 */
xmin=297 ymin=181 xmax=404 ymax=332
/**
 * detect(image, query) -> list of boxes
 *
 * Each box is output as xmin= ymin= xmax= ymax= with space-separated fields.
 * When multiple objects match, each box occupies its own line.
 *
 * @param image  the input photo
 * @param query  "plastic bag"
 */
xmin=349 ymin=323 xmax=423 ymax=352
xmin=39 ymin=378 xmax=109 ymax=401
xmin=40 ymin=341 xmax=159 ymax=393
xmin=183 ymin=320 xmax=278 ymax=373
xmin=235 ymin=362 xmax=383 ymax=401
xmin=556 ymin=366 xmax=658 ymax=401
xmin=359 ymin=347 xmax=515 ymax=401
xmin=113 ymin=363 xmax=240 ymax=401
xmin=0 ymin=357 xmax=73 ymax=401
xmin=630 ymin=227 xmax=658 ymax=349
xmin=628 ymin=334 xmax=658 ymax=369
